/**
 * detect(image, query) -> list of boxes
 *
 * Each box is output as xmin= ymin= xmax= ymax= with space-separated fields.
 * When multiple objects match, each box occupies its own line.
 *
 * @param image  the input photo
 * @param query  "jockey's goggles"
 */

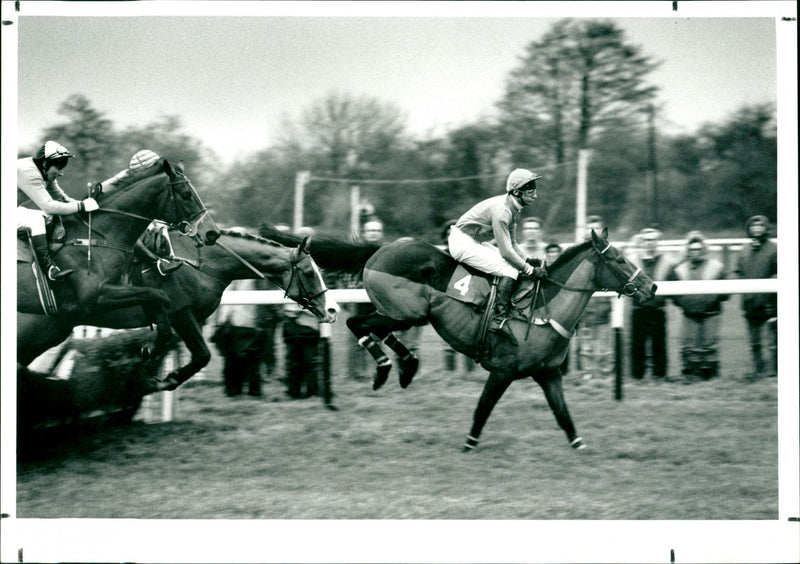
xmin=518 ymin=179 xmax=538 ymax=192
xmin=49 ymin=157 xmax=71 ymax=170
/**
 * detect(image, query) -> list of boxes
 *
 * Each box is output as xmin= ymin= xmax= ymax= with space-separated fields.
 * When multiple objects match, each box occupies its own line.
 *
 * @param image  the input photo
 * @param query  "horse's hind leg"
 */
xmin=463 ymin=369 xmax=515 ymax=452
xmin=347 ymin=312 xmax=419 ymax=390
xmin=346 ymin=313 xmax=392 ymax=390
xmin=382 ymin=332 xmax=419 ymax=389
xmin=535 ymin=368 xmax=583 ymax=449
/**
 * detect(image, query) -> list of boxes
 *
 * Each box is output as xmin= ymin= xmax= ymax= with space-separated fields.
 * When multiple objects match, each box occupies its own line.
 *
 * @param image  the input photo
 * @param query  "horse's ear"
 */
xmin=162 ymin=159 xmax=173 ymax=176
xmin=601 ymin=227 xmax=608 ymax=240
xmin=299 ymin=236 xmax=311 ymax=254
xmin=590 ymin=229 xmax=602 ymax=247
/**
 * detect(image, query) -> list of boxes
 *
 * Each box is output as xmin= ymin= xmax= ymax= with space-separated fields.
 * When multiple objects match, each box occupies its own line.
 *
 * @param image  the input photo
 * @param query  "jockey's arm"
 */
xmin=46 ymin=178 xmax=78 ymax=204
xmin=18 ymin=168 xmax=81 ymax=216
xmin=492 ymin=215 xmax=529 ymax=272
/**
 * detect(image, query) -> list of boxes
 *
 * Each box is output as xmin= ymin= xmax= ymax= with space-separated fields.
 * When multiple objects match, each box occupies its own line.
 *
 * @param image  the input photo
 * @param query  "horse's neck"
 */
xmin=542 ymin=258 xmax=597 ymax=332
xmin=211 ymin=236 xmax=291 ymax=284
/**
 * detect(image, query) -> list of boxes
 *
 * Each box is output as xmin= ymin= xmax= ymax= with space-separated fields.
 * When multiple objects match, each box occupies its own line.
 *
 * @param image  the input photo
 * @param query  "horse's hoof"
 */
xmin=373 ymin=363 xmax=392 ymax=391
xmin=398 ymin=355 xmax=419 ymax=389
xmin=570 ymin=437 xmax=586 ymax=450
xmin=462 ymin=435 xmax=479 ymax=452
xmin=325 ymin=403 xmax=340 ymax=412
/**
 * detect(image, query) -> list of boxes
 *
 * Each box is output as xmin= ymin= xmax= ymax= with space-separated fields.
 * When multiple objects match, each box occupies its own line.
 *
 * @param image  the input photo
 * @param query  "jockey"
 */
xmin=448 ymin=168 xmax=547 ymax=332
xmin=17 ymin=141 xmax=100 ymax=281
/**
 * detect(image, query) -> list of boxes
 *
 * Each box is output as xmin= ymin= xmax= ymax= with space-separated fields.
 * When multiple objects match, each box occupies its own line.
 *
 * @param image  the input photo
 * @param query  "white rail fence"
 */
xmin=70 ymin=279 xmax=779 ymax=421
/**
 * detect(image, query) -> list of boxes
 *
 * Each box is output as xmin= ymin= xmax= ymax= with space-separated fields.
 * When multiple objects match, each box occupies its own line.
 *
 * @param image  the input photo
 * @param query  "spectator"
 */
xmin=667 ymin=231 xmax=728 ymax=380
xmin=282 ymin=300 xmax=322 ymax=399
xmin=519 ymin=216 xmax=547 ymax=263
xmin=211 ymin=277 xmax=266 ymax=397
xmin=732 ymin=215 xmax=777 ymax=379
xmin=629 ymin=227 xmax=671 ymax=380
xmin=544 ymin=242 xmax=562 ymax=267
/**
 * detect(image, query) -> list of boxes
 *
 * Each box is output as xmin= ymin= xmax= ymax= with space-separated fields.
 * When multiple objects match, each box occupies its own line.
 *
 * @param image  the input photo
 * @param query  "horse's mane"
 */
xmin=548 ymin=239 xmax=594 ymax=271
xmin=539 ymin=239 xmax=596 ymax=303
xmin=259 ymin=223 xmax=381 ymax=274
xmin=219 ymin=228 xmax=286 ymax=248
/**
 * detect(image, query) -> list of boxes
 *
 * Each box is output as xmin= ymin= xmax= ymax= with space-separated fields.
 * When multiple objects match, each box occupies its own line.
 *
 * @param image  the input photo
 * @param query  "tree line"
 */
xmin=22 ymin=19 xmax=776 ymax=244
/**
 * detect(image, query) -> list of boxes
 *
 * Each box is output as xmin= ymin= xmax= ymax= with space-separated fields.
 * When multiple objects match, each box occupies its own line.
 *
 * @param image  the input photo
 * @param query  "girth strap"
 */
xmin=66 ymin=238 xmax=133 ymax=254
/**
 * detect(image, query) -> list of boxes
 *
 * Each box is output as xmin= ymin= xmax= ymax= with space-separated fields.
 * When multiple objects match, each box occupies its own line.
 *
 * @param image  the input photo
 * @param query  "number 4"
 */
xmin=453 ymin=274 xmax=472 ymax=296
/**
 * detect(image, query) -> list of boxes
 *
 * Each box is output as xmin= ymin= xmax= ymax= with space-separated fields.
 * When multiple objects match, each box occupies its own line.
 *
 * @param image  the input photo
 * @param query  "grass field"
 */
xmin=16 ymin=302 xmax=779 ymax=521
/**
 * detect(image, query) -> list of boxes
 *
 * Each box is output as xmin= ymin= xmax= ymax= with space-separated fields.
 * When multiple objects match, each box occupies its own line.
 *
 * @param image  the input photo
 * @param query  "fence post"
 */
xmin=611 ymin=298 xmax=625 ymax=401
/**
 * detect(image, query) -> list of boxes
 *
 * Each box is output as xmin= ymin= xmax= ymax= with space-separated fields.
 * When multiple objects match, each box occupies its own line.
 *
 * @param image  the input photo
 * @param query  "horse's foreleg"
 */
xmin=535 ymin=369 xmax=583 ymax=449
xmin=155 ymin=310 xmax=211 ymax=391
xmin=382 ymin=332 xmax=419 ymax=389
xmin=464 ymin=369 xmax=515 ymax=452
xmin=346 ymin=314 xmax=392 ymax=390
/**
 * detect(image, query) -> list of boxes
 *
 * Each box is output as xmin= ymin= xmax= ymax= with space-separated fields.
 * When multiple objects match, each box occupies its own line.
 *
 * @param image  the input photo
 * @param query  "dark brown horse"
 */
xmin=18 ymin=228 xmax=339 ymax=392
xmin=17 ymin=158 xmax=219 ymax=365
xmin=263 ymin=226 xmax=657 ymax=451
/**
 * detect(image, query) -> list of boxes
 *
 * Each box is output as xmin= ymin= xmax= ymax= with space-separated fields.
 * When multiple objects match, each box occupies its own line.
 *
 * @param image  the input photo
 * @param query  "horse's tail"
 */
xmin=258 ymin=223 xmax=380 ymax=274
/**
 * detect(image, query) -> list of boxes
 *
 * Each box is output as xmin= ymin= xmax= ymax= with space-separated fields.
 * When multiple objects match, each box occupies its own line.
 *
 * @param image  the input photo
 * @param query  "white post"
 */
xmin=294 ymin=171 xmax=310 ymax=232
xmin=350 ymin=184 xmax=361 ymax=236
xmin=574 ymin=149 xmax=592 ymax=243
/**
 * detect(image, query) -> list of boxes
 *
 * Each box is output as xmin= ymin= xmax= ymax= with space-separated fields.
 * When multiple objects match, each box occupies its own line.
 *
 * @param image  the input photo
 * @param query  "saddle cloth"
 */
xmin=445 ymin=263 xmax=530 ymax=311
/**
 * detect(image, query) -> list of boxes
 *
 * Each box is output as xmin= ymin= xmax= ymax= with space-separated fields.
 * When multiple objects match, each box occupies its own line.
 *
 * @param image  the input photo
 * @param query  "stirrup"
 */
xmin=156 ymin=258 xmax=182 ymax=276
xmin=48 ymin=265 xmax=74 ymax=281
xmin=489 ymin=316 xmax=508 ymax=332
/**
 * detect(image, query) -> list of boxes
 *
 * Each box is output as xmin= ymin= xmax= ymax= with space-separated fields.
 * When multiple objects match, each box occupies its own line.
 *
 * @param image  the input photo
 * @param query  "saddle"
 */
xmin=445 ymin=263 xmax=530 ymax=312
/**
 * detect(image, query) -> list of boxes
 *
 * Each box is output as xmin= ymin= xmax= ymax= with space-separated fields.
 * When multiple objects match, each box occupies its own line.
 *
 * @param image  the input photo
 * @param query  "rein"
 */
xmin=73 ymin=172 xmax=210 ymax=266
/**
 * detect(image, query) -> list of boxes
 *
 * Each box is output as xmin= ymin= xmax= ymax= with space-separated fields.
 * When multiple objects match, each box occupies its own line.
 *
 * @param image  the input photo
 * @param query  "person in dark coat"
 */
xmin=732 ymin=215 xmax=777 ymax=378
xmin=629 ymin=228 xmax=672 ymax=380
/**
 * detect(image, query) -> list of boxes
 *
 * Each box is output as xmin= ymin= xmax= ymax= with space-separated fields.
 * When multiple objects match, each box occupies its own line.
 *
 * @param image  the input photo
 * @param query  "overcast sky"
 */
xmin=11 ymin=3 xmax=782 ymax=164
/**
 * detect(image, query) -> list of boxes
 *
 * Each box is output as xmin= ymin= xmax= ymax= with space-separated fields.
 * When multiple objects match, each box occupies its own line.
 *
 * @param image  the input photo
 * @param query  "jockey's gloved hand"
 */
xmin=80 ymin=197 xmax=100 ymax=213
xmin=525 ymin=257 xmax=542 ymax=267
xmin=525 ymin=266 xmax=547 ymax=280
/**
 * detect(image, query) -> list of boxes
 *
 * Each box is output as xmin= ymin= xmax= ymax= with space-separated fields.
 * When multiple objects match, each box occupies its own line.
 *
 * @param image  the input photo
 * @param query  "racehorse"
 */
xmin=263 ymin=225 xmax=657 ymax=451
xmin=17 ymin=158 xmax=219 ymax=365
xmin=18 ymin=228 xmax=340 ymax=392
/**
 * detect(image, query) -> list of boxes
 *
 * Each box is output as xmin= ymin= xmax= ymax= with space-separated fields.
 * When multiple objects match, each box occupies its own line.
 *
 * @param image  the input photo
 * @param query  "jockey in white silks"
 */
xmin=448 ymin=168 xmax=547 ymax=332
xmin=17 ymin=141 xmax=100 ymax=281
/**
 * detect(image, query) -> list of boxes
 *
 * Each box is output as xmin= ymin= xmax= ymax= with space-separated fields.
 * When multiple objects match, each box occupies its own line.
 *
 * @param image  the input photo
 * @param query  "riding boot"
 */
xmin=31 ymin=234 xmax=73 ymax=281
xmin=489 ymin=276 xmax=517 ymax=332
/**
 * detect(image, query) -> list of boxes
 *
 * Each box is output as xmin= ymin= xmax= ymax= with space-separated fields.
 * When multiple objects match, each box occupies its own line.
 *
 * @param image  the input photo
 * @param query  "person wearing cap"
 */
xmin=448 ymin=168 xmax=547 ymax=333
xmin=629 ymin=227 xmax=672 ymax=380
xmin=17 ymin=140 xmax=100 ymax=281
xmin=732 ymin=215 xmax=777 ymax=378
xmin=666 ymin=231 xmax=728 ymax=380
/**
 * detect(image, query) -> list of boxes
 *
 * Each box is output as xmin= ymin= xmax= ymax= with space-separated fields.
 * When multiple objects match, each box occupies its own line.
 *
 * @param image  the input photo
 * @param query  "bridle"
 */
xmin=214 ymin=239 xmax=327 ymax=313
xmin=76 ymin=172 xmax=211 ymax=256
xmin=542 ymin=241 xmax=643 ymax=298
xmin=283 ymin=247 xmax=328 ymax=311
